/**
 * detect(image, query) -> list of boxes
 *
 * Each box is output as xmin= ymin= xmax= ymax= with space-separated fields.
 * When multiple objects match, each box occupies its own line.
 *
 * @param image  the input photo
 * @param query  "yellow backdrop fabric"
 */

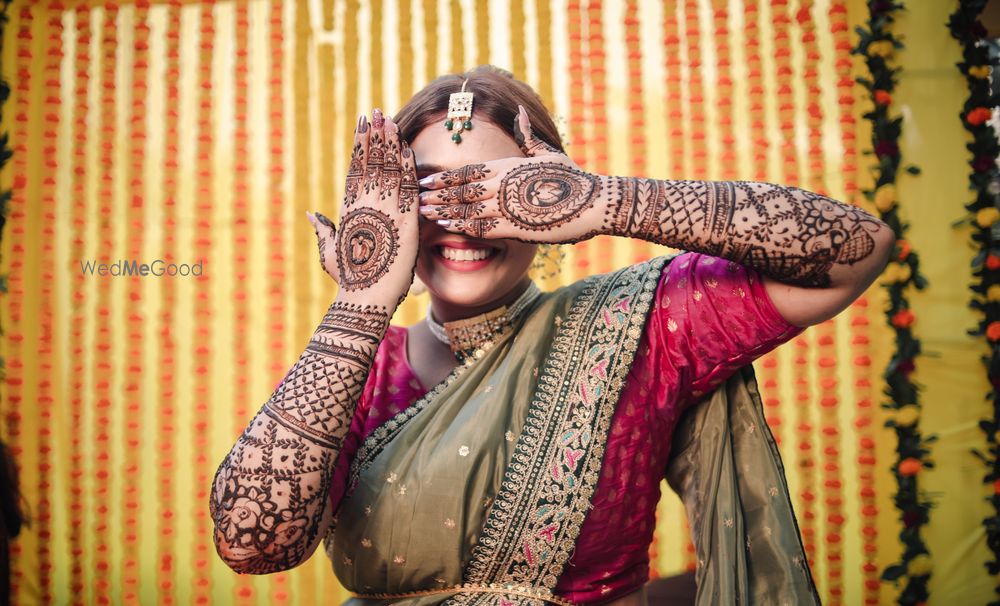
xmin=0 ymin=0 xmax=993 ymax=604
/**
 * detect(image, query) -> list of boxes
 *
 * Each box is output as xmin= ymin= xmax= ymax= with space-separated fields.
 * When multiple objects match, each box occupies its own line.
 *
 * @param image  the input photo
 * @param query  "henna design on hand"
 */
xmin=439 ymin=183 xmax=487 ymax=204
xmin=211 ymin=301 xmax=390 ymax=573
xmin=335 ymin=208 xmax=400 ymax=291
xmin=498 ymin=163 xmax=601 ymax=230
xmin=398 ymin=146 xmax=419 ymax=213
xmin=437 ymin=201 xmax=486 ymax=220
xmin=450 ymin=218 xmax=500 ymax=238
xmin=378 ymin=134 xmax=403 ymax=200
xmin=607 ymin=178 xmax=883 ymax=287
xmin=345 ymin=141 xmax=366 ymax=207
xmin=440 ymin=163 xmax=491 ymax=186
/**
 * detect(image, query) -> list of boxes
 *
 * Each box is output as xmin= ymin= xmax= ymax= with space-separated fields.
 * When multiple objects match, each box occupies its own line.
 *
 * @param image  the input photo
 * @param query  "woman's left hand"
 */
xmin=417 ymin=105 xmax=610 ymax=243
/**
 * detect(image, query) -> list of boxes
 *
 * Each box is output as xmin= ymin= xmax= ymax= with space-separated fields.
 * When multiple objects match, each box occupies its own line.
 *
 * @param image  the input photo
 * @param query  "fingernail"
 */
xmin=360 ymin=114 xmax=368 ymax=133
xmin=373 ymin=108 xmax=384 ymax=128
xmin=315 ymin=211 xmax=335 ymax=228
xmin=419 ymin=205 xmax=432 ymax=214
xmin=419 ymin=176 xmax=434 ymax=187
xmin=356 ymin=114 xmax=364 ymax=131
xmin=436 ymin=220 xmax=451 ymax=227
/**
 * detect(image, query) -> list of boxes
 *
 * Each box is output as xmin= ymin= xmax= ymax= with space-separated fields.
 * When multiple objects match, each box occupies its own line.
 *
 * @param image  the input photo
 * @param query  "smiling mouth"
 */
xmin=435 ymin=245 xmax=499 ymax=262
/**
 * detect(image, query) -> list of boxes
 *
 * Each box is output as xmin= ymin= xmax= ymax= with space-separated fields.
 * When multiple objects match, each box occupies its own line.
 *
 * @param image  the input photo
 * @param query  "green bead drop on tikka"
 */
xmin=452 ymin=132 xmax=462 ymax=143
xmin=444 ymin=119 xmax=454 ymax=130
xmin=463 ymin=120 xmax=473 ymax=130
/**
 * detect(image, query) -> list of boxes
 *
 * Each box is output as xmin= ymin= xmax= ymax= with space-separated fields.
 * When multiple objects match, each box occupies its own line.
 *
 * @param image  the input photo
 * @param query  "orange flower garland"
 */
xmin=624 ymin=0 xmax=651 ymax=265
xmin=122 ymin=3 xmax=150 ymax=600
xmin=191 ymin=4 xmax=216 ymax=604
xmin=683 ymin=0 xmax=706 ymax=180
xmin=157 ymin=4 xmax=182 ymax=600
xmin=69 ymin=6 xmax=91 ymax=601
xmin=232 ymin=0 xmax=255 ymax=602
xmin=586 ymin=0 xmax=611 ymax=274
xmin=94 ymin=5 xmax=119 ymax=601
xmin=794 ymin=335 xmax=818 ymax=566
xmin=268 ymin=1 xmax=290 ymax=600
xmin=36 ymin=3 xmax=62 ymax=600
xmin=567 ymin=0 xmax=589 ymax=280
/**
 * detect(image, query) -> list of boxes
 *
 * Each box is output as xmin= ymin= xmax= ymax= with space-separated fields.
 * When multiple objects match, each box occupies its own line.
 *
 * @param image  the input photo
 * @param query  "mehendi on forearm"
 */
xmin=605 ymin=178 xmax=884 ymax=287
xmin=210 ymin=302 xmax=389 ymax=573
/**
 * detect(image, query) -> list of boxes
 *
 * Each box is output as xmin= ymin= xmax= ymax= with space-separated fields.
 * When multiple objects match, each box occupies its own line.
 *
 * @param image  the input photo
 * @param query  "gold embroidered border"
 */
xmin=461 ymin=256 xmax=671 ymax=589
xmin=353 ymin=582 xmax=576 ymax=606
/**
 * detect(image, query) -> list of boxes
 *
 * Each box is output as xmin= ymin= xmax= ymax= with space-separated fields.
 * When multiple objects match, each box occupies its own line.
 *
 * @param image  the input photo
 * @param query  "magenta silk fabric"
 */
xmin=327 ymin=253 xmax=804 ymax=604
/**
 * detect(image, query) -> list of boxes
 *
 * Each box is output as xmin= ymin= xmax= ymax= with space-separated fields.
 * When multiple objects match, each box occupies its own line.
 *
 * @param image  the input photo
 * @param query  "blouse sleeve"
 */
xmin=645 ymin=252 xmax=804 ymax=411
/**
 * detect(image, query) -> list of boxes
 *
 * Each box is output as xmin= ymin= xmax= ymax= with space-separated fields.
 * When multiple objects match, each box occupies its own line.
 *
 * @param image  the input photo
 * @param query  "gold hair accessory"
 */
xmin=444 ymin=79 xmax=474 ymax=144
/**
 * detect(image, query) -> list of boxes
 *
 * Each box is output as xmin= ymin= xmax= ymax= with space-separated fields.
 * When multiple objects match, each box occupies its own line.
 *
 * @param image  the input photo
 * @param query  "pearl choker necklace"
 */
xmin=426 ymin=283 xmax=542 ymax=364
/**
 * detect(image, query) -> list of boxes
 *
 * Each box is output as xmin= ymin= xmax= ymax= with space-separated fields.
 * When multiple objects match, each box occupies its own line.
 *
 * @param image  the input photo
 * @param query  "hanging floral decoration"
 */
xmin=852 ymin=2 xmax=937 ymax=604
xmin=947 ymin=1 xmax=1000 ymax=598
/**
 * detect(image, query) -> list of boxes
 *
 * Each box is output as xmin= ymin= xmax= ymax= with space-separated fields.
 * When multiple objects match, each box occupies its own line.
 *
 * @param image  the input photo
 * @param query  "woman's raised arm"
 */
xmin=209 ymin=110 xmax=420 ymax=573
xmin=418 ymin=105 xmax=894 ymax=327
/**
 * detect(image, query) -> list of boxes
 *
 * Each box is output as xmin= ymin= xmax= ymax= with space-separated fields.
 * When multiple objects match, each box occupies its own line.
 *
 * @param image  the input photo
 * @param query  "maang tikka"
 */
xmin=444 ymin=79 xmax=474 ymax=144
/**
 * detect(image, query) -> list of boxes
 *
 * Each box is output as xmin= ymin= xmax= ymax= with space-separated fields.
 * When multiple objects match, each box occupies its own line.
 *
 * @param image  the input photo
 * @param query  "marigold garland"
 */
xmin=852 ymin=3 xmax=937 ymax=603
xmin=947 ymin=2 xmax=1000 ymax=601
xmin=69 ymin=6 xmax=90 ymax=602
xmin=157 ymin=5 xmax=182 ymax=600
xmin=95 ymin=5 xmax=119 ymax=601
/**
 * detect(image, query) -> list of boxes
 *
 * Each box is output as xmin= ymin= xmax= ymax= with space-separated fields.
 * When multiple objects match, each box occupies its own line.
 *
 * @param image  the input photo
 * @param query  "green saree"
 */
xmin=324 ymin=255 xmax=821 ymax=605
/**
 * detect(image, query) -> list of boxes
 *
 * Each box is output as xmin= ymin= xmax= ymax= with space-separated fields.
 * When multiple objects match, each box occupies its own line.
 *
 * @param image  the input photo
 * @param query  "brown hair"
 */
xmin=393 ymin=65 xmax=564 ymax=153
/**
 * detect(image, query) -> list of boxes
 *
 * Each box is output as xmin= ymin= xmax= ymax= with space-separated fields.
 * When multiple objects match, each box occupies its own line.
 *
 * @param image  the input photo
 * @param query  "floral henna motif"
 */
xmin=398 ymin=147 xmax=419 ymax=213
xmin=439 ymin=183 xmax=487 ymax=204
xmin=608 ymin=177 xmax=883 ymax=287
xmin=451 ymin=218 xmax=499 ymax=238
xmin=335 ymin=208 xmax=400 ymax=291
xmin=378 ymin=135 xmax=403 ymax=200
xmin=211 ymin=300 xmax=390 ymax=573
xmin=440 ymin=163 xmax=491 ymax=186
xmin=345 ymin=141 xmax=366 ymax=207
xmin=364 ymin=131 xmax=386 ymax=197
xmin=438 ymin=201 xmax=487 ymax=220
xmin=498 ymin=163 xmax=600 ymax=231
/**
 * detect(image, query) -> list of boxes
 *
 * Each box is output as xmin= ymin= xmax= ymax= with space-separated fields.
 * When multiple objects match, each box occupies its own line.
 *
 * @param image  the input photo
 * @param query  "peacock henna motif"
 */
xmin=335 ymin=208 xmax=400 ymax=291
xmin=498 ymin=163 xmax=600 ymax=231
xmin=606 ymin=177 xmax=883 ymax=287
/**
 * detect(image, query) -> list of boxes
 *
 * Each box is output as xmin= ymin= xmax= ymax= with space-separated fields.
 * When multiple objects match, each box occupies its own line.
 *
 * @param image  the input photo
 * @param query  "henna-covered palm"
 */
xmin=308 ymin=109 xmax=421 ymax=306
xmin=418 ymin=105 xmax=608 ymax=244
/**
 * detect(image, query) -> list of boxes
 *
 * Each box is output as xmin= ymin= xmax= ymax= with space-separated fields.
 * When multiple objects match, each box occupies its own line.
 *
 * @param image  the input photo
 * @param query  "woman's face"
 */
xmin=410 ymin=119 xmax=538 ymax=321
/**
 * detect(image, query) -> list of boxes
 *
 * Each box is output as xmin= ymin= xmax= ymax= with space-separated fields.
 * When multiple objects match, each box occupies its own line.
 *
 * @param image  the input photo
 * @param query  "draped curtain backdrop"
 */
xmin=0 ymin=0 xmax=990 ymax=604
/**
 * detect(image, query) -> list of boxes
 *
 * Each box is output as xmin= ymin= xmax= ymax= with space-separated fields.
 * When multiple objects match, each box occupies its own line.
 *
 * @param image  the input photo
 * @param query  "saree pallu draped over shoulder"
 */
xmin=326 ymin=255 xmax=820 ymax=606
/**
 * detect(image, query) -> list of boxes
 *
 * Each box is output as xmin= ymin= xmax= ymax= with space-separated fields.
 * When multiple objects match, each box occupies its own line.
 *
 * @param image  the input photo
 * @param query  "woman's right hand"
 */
xmin=308 ymin=109 xmax=420 ymax=309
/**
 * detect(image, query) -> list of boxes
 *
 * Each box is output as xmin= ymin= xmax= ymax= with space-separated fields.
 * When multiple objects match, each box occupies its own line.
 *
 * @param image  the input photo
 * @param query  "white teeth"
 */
xmin=440 ymin=246 xmax=494 ymax=262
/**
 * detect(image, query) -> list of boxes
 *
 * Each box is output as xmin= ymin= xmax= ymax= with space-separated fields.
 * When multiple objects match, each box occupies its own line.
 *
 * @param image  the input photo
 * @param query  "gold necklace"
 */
xmin=426 ymin=283 xmax=541 ymax=364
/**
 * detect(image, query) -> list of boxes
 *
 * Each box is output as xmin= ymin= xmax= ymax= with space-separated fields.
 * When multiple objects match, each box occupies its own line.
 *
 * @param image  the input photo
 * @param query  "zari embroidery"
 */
xmin=459 ymin=257 xmax=669 ymax=591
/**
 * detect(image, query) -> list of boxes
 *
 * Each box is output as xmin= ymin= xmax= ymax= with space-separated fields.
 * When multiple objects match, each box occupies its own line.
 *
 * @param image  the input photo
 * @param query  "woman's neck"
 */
xmin=428 ymin=276 xmax=534 ymax=323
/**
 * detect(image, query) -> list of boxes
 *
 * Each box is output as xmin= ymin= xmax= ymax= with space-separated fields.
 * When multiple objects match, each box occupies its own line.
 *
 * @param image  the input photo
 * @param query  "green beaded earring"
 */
xmin=445 ymin=79 xmax=474 ymax=144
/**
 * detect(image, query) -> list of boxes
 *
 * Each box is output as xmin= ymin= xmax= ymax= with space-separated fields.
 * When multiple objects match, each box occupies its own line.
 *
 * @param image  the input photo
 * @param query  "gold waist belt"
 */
xmin=352 ymin=582 xmax=577 ymax=606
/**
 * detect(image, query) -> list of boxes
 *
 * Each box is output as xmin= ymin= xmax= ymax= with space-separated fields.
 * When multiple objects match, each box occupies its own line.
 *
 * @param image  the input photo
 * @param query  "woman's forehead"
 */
xmin=410 ymin=120 xmax=523 ymax=172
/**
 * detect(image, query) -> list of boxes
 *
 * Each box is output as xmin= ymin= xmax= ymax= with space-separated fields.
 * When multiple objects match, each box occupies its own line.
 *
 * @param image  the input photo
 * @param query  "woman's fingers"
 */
xmin=513 ymin=104 xmax=562 ymax=157
xmin=399 ymin=140 xmax=419 ymax=214
xmin=418 ymin=180 xmax=495 ymax=206
xmin=418 ymin=162 xmax=495 ymax=190
xmin=308 ymin=210 xmax=339 ymax=281
xmin=365 ymin=109 xmax=387 ymax=198
xmin=380 ymin=115 xmax=404 ymax=202
xmin=419 ymin=197 xmax=500 ymax=221
xmin=435 ymin=218 xmax=505 ymax=239
xmin=345 ymin=114 xmax=369 ymax=208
